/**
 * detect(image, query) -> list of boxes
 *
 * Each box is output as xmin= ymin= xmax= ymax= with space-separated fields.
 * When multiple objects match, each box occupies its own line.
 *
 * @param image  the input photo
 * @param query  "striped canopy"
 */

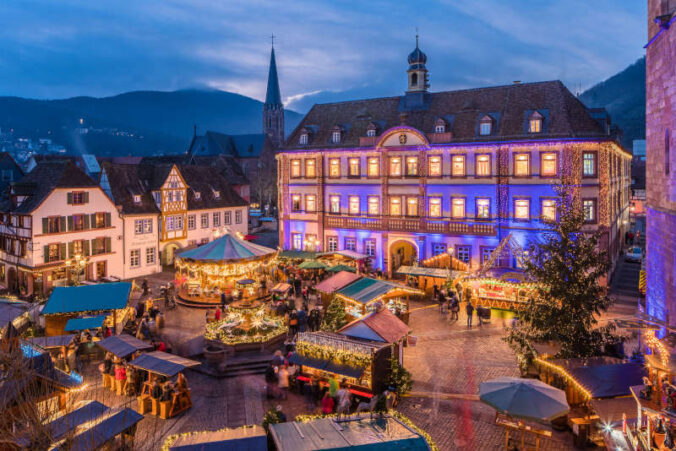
xmin=176 ymin=232 xmax=276 ymax=262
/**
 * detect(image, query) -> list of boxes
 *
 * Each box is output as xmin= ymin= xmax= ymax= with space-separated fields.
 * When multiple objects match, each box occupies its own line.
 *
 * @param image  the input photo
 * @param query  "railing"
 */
xmin=324 ymin=215 xmax=497 ymax=236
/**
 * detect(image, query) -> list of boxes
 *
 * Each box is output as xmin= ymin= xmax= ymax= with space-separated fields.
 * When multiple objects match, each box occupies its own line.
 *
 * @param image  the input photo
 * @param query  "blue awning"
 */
xmin=129 ymin=351 xmax=199 ymax=377
xmin=64 ymin=315 xmax=107 ymax=331
xmin=28 ymin=334 xmax=76 ymax=349
xmin=336 ymin=278 xmax=421 ymax=304
xmin=96 ymin=334 xmax=154 ymax=358
xmin=42 ymin=282 xmax=131 ymax=315
xmin=177 ymin=232 xmax=275 ymax=262
xmin=60 ymin=408 xmax=144 ymax=451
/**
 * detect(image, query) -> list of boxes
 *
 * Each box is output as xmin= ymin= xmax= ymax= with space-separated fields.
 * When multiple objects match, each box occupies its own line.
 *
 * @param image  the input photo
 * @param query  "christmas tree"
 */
xmin=387 ymin=350 xmax=412 ymax=399
xmin=505 ymin=183 xmax=621 ymax=368
xmin=320 ymin=297 xmax=348 ymax=332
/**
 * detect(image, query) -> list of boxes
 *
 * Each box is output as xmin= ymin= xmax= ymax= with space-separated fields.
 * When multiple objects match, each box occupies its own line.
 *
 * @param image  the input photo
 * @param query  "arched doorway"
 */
xmin=162 ymin=243 xmax=181 ymax=267
xmin=389 ymin=239 xmax=417 ymax=276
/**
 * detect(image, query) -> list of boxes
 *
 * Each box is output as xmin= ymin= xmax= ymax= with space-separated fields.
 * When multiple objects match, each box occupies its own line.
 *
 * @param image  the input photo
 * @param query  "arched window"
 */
xmin=434 ymin=118 xmax=446 ymax=134
xmin=411 ymin=73 xmax=418 ymax=87
xmin=479 ymin=115 xmax=492 ymax=136
xmin=666 ymin=129 xmax=671 ymax=175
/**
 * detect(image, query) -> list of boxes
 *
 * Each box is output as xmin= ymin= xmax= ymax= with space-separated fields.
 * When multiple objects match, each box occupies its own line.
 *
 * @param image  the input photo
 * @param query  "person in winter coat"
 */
xmin=466 ymin=302 xmax=475 ymax=328
xmin=322 ymin=391 xmax=335 ymax=414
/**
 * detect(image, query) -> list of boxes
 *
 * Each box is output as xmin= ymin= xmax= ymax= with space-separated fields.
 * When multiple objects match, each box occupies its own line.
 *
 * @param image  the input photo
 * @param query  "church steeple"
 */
xmin=263 ymin=38 xmax=284 ymax=148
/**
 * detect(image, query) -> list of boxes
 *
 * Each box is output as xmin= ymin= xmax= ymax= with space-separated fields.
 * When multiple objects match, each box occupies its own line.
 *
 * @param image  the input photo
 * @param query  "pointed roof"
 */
xmin=339 ymin=308 xmax=411 ymax=344
xmin=265 ymin=46 xmax=282 ymax=107
xmin=177 ymin=231 xmax=276 ymax=262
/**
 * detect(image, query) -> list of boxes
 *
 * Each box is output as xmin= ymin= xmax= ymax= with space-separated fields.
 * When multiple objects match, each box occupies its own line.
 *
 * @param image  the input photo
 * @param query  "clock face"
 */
xmin=399 ymin=133 xmax=407 ymax=145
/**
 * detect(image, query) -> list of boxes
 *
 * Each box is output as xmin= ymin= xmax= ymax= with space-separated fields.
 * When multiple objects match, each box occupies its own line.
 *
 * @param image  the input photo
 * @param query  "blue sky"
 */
xmin=0 ymin=0 xmax=646 ymax=112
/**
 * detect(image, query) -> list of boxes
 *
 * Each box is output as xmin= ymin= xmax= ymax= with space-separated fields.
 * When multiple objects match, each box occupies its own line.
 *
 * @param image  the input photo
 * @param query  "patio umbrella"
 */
xmin=236 ymin=278 xmax=255 ymax=285
xmin=327 ymin=264 xmax=357 ymax=273
xmin=479 ymin=377 xmax=569 ymax=422
xmin=299 ymin=260 xmax=327 ymax=270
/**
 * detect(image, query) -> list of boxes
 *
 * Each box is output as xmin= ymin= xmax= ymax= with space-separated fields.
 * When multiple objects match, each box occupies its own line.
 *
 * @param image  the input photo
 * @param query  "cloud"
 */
xmin=0 ymin=0 xmax=646 ymax=111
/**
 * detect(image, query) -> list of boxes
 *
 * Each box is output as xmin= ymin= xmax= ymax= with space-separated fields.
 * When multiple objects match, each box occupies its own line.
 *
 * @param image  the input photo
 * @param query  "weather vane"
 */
xmin=270 ymin=33 xmax=275 ymax=47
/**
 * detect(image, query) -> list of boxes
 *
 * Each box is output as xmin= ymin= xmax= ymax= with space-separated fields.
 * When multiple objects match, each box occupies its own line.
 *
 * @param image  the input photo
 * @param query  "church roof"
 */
xmin=283 ymin=80 xmax=616 ymax=150
xmin=265 ymin=46 xmax=283 ymax=107
xmin=188 ymin=131 xmax=269 ymax=159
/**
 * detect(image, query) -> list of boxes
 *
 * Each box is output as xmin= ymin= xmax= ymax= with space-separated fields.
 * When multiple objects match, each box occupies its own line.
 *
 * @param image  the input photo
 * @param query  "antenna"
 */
xmin=415 ymin=27 xmax=419 ymax=47
xmin=270 ymin=33 xmax=275 ymax=47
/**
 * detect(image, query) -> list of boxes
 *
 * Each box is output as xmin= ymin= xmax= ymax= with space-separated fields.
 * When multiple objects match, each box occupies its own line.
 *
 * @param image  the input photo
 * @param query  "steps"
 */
xmin=191 ymin=352 xmax=273 ymax=379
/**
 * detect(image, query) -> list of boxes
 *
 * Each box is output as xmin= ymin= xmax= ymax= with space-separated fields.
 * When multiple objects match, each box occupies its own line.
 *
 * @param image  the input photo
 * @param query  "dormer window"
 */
xmin=299 ymin=133 xmax=308 ymax=145
xmin=194 ymin=191 xmax=201 ymax=200
xmin=366 ymin=123 xmax=377 ymax=137
xmin=434 ymin=118 xmax=446 ymax=134
xmin=479 ymin=116 xmax=493 ymax=136
xmin=529 ymin=111 xmax=543 ymax=133
xmin=331 ymin=130 xmax=342 ymax=144
xmin=213 ymin=190 xmax=220 ymax=199
xmin=133 ymin=194 xmax=142 ymax=204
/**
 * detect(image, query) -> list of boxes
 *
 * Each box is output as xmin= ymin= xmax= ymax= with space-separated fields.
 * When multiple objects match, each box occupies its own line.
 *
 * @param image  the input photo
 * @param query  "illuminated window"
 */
xmin=476 ymin=198 xmax=490 ymax=219
xmin=348 ymin=158 xmax=360 ymax=177
xmin=329 ymin=195 xmax=341 ymax=214
xmin=514 ymin=199 xmax=530 ymax=220
xmin=364 ymin=239 xmax=376 ymax=256
xmin=329 ymin=158 xmax=341 ymax=177
xmin=304 ymin=234 xmax=317 ymax=251
xmin=528 ymin=112 xmax=543 ymax=133
xmin=291 ymin=194 xmax=301 ymax=212
xmin=389 ymin=157 xmax=402 ymax=176
xmin=405 ymin=156 xmax=419 ymax=176
xmin=366 ymin=129 xmax=376 ymax=137
xmin=476 ymin=155 xmax=491 ymax=176
xmin=435 ymin=124 xmax=445 ymax=133
xmin=389 ymin=197 xmax=402 ymax=216
xmin=292 ymin=233 xmax=302 ymax=250
xmin=479 ymin=116 xmax=492 ymax=136
xmin=327 ymin=236 xmax=338 ymax=252
xmin=72 ymin=214 xmax=85 ymax=231
xmin=583 ymin=152 xmax=596 ymax=177
xmin=514 ymin=153 xmax=530 ymax=176
xmin=540 ymin=153 xmax=558 ymax=177
xmin=428 ymin=156 xmax=442 ymax=176
xmin=299 ymin=133 xmax=308 ymax=145
xmin=332 ymin=131 xmax=341 ymax=143
xmin=428 ymin=197 xmax=442 ymax=217
xmin=290 ymin=159 xmax=301 ymax=178
xmin=305 ymin=195 xmax=316 ymax=212
xmin=583 ymin=199 xmax=596 ymax=223
xmin=349 ymin=196 xmax=360 ymax=215
xmin=541 ymin=199 xmax=556 ymax=222
xmin=368 ymin=196 xmax=380 ymax=215
xmin=305 ymin=159 xmax=316 ymax=178
xmin=367 ymin=157 xmax=379 ymax=177
xmin=451 ymin=155 xmax=466 ymax=176
xmin=451 ymin=197 xmax=465 ymax=218
xmin=406 ymin=197 xmax=419 ymax=216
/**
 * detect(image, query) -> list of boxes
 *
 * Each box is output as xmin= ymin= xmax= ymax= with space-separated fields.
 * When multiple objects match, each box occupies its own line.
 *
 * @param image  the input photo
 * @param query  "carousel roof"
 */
xmin=177 ymin=232 xmax=276 ymax=262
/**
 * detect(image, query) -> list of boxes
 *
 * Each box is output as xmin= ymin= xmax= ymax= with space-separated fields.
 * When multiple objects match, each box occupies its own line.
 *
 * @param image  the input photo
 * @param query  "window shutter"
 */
xmin=60 ymin=243 xmax=66 ymax=260
xmin=43 ymin=245 xmax=49 ymax=263
xmin=68 ymin=242 xmax=74 ymax=258
xmin=67 ymin=216 xmax=73 ymax=231
xmin=59 ymin=216 xmax=66 ymax=232
xmin=90 ymin=214 xmax=96 ymax=228
xmin=67 ymin=192 xmax=73 ymax=204
xmin=105 ymin=237 xmax=111 ymax=253
xmin=42 ymin=218 xmax=48 ymax=234
xmin=105 ymin=212 xmax=111 ymax=227
xmin=83 ymin=240 xmax=90 ymax=256
xmin=84 ymin=192 xmax=89 ymax=203
xmin=84 ymin=214 xmax=90 ymax=230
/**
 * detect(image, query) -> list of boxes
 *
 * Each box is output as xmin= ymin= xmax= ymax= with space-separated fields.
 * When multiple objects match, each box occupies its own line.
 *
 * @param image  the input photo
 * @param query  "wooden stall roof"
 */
xmin=314 ymin=271 xmax=361 ymax=294
xmin=42 ymin=282 xmax=131 ymax=315
xmin=28 ymin=334 xmax=76 ymax=350
xmin=396 ymin=265 xmax=459 ymax=279
xmin=549 ymin=357 xmax=646 ymax=398
xmin=129 ymin=351 xmax=199 ymax=377
xmin=62 ymin=408 xmax=144 ymax=451
xmin=97 ymin=334 xmax=154 ymax=359
xmin=339 ymin=308 xmax=411 ymax=344
xmin=167 ymin=425 xmax=267 ymax=450
xmin=336 ymin=278 xmax=423 ymax=305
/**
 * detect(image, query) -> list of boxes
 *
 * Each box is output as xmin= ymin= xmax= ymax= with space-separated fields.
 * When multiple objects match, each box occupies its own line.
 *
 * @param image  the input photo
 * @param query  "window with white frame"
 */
xmin=290 ymin=159 xmax=301 ymax=178
xmin=428 ymin=156 xmax=442 ymax=176
xmin=292 ymin=233 xmax=302 ymax=250
xmin=456 ymin=245 xmax=471 ymax=264
xmin=435 ymin=124 xmax=445 ymax=133
xmin=476 ymin=155 xmax=491 ymax=176
xmin=514 ymin=199 xmax=530 ymax=220
xmin=529 ymin=112 xmax=543 ymax=133
xmin=299 ymin=133 xmax=308 ymax=145
xmin=367 ymin=157 xmax=379 ymax=177
xmin=479 ymin=116 xmax=492 ymax=136
xmin=329 ymin=158 xmax=341 ymax=177
xmin=429 ymin=197 xmax=442 ymax=217
xmin=481 ymin=247 xmax=495 ymax=264
xmin=166 ymin=215 xmax=183 ymax=231
xmin=451 ymin=155 xmax=466 ymax=176
xmin=364 ymin=239 xmax=376 ymax=257
xmin=476 ymin=198 xmax=490 ymax=219
xmin=389 ymin=157 xmax=402 ymax=177
xmin=130 ymin=249 xmax=140 ymax=268
xmin=583 ymin=152 xmax=596 ymax=177
xmin=235 ymin=210 xmax=242 ymax=224
xmin=349 ymin=196 xmax=360 ymax=215
xmin=213 ymin=212 xmax=221 ymax=227
xmin=368 ymin=196 xmax=380 ymax=215
xmin=194 ymin=191 xmax=201 ymax=200
xmin=389 ymin=196 xmax=402 ymax=216
xmin=327 ymin=236 xmax=338 ymax=252
xmin=366 ymin=128 xmax=376 ymax=137
xmin=291 ymin=194 xmax=302 ymax=212
xmin=451 ymin=197 xmax=465 ymax=219
xmin=329 ymin=195 xmax=340 ymax=214
xmin=540 ymin=153 xmax=558 ymax=177
xmin=541 ymin=199 xmax=556 ymax=222
xmin=305 ymin=159 xmax=316 ymax=178
xmin=146 ymin=247 xmax=156 ymax=265
xmin=201 ymin=213 xmax=209 ymax=228
xmin=405 ymin=156 xmax=418 ymax=176
xmin=345 ymin=237 xmax=356 ymax=251
xmin=514 ymin=153 xmax=530 ymax=176
xmin=406 ymin=197 xmax=419 ymax=216
xmin=583 ymin=199 xmax=596 ymax=222
xmin=187 ymin=215 xmax=196 ymax=230
xmin=133 ymin=194 xmax=142 ymax=204
xmin=432 ymin=243 xmax=447 ymax=256
xmin=225 ymin=211 xmax=231 ymax=224
xmin=305 ymin=195 xmax=317 ymax=212
xmin=332 ymin=131 xmax=341 ymax=143
xmin=348 ymin=158 xmax=360 ymax=177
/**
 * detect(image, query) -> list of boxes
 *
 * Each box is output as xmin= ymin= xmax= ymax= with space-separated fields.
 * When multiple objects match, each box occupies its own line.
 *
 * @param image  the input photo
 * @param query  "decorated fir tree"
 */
xmin=387 ymin=351 xmax=412 ymax=399
xmin=320 ymin=297 xmax=348 ymax=332
xmin=505 ymin=183 xmax=621 ymax=367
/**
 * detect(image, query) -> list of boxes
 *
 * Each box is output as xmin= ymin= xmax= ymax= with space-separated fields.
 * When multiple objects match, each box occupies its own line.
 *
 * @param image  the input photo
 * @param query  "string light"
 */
xmin=534 ymin=357 xmax=593 ymax=401
xmin=161 ymin=425 xmax=260 ymax=451
xmin=644 ymin=331 xmax=669 ymax=367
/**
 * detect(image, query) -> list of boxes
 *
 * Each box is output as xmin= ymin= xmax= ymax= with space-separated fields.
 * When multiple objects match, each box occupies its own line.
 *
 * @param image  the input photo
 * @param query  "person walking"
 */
xmin=277 ymin=365 xmax=289 ymax=400
xmin=303 ymin=378 xmax=315 ymax=412
xmin=466 ymin=302 xmax=474 ymax=328
xmin=220 ymin=292 xmax=226 ymax=312
xmin=450 ymin=297 xmax=459 ymax=321
xmin=265 ymin=362 xmax=277 ymax=399
xmin=322 ymin=391 xmax=335 ymax=414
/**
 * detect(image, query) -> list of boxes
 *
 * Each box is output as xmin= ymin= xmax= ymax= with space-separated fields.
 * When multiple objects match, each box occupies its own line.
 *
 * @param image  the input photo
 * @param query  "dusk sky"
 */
xmin=0 ymin=0 xmax=646 ymax=112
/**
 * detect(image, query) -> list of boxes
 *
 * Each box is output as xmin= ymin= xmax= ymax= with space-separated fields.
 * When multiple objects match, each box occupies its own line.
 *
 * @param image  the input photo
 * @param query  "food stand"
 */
xmin=130 ymin=351 xmax=199 ymax=419
xmin=174 ymin=231 xmax=276 ymax=307
xmin=290 ymin=331 xmax=392 ymax=397
xmin=456 ymin=276 xmax=537 ymax=310
xmin=333 ymin=277 xmax=424 ymax=323
xmin=314 ymin=271 xmax=361 ymax=309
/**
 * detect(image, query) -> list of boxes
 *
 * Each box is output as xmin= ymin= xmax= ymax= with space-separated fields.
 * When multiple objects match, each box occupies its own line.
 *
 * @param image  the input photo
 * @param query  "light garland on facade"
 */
xmin=161 ymin=425 xmax=259 ymax=451
xmin=296 ymin=341 xmax=372 ymax=369
xmin=644 ymin=331 xmax=669 ymax=367
xmin=534 ymin=357 xmax=592 ymax=401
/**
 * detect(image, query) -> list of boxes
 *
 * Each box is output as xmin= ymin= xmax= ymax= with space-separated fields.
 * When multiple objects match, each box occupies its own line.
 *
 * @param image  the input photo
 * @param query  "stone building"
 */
xmin=645 ymin=0 xmax=676 ymax=324
xmin=277 ymin=40 xmax=631 ymax=276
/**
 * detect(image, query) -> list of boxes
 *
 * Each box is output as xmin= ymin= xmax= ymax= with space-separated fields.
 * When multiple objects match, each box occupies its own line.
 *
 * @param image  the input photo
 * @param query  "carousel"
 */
xmin=174 ymin=231 xmax=277 ymax=308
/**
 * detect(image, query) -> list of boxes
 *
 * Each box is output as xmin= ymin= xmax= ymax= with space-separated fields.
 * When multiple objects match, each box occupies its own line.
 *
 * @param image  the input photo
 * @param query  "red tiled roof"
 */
xmin=314 ymin=271 xmax=361 ymax=294
xmin=339 ymin=308 xmax=411 ymax=344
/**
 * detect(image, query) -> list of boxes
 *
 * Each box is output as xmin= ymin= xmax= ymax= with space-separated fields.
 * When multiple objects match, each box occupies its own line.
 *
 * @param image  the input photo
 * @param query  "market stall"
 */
xmin=64 ymin=315 xmax=107 ymax=333
xmin=333 ymin=277 xmax=424 ymax=323
xmin=163 ymin=425 xmax=267 ymax=450
xmin=174 ymin=231 xmax=276 ymax=307
xmin=97 ymin=333 xmax=154 ymax=359
xmin=318 ymin=250 xmax=370 ymax=273
xmin=290 ymin=331 xmax=392 ymax=396
xmin=130 ymin=351 xmax=199 ymax=419
xmin=456 ymin=276 xmax=537 ymax=310
xmin=314 ymin=271 xmax=361 ymax=309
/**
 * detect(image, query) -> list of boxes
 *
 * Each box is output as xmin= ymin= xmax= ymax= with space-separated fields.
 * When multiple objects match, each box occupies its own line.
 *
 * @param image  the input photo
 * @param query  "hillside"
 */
xmin=579 ymin=57 xmax=645 ymax=150
xmin=0 ymin=89 xmax=303 ymax=156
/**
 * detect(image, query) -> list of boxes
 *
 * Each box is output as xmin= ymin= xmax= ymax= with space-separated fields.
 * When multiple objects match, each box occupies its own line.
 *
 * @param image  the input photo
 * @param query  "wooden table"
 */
xmin=495 ymin=414 xmax=552 ymax=450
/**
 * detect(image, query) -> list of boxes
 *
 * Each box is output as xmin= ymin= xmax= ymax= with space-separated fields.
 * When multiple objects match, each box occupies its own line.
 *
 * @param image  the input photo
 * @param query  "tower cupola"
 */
xmin=407 ymin=34 xmax=429 ymax=92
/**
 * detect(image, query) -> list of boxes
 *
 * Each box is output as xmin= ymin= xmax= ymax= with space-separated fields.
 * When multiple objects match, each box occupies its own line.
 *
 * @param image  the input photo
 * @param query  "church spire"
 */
xmin=263 ymin=38 xmax=284 ymax=148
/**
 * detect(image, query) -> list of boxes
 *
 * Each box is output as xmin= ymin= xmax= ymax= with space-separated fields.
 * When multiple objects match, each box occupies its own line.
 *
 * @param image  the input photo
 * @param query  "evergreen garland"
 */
xmin=387 ymin=350 xmax=412 ymax=398
xmin=320 ymin=297 xmax=348 ymax=332
xmin=505 ymin=183 xmax=622 ymax=369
